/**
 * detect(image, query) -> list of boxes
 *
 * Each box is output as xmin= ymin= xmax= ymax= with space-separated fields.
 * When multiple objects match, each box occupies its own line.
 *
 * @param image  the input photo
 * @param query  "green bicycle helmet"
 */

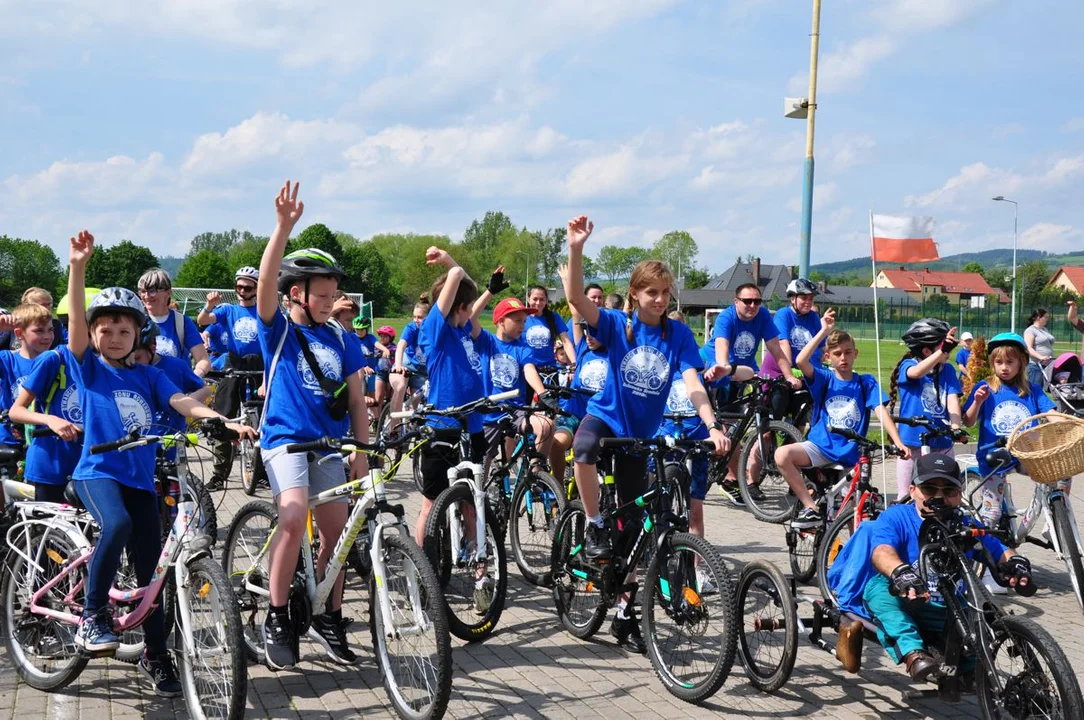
xmin=352 ymin=315 xmax=371 ymax=330
xmin=277 ymin=248 xmax=346 ymax=293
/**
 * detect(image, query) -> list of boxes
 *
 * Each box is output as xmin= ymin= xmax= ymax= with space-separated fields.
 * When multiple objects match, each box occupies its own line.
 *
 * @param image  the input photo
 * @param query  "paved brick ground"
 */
xmin=1 ymin=450 xmax=1082 ymax=719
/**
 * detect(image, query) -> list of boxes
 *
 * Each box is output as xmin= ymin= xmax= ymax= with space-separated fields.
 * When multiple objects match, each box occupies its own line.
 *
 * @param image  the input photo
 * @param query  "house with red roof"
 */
xmin=873 ymin=267 xmax=1009 ymax=305
xmin=1047 ymin=266 xmax=1084 ymax=295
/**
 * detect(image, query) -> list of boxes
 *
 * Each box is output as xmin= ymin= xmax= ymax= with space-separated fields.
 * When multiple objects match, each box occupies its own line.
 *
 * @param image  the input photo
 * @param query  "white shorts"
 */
xmin=263 ymin=444 xmax=348 ymax=502
xmin=797 ymin=441 xmax=832 ymax=468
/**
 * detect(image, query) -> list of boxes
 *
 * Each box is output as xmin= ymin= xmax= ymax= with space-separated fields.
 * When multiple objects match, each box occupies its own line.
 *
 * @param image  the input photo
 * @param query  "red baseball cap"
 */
xmin=493 ymin=297 xmax=537 ymax=324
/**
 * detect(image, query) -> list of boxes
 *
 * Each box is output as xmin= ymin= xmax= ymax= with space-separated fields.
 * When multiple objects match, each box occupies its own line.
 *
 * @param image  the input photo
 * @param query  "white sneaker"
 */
xmin=982 ymin=571 xmax=1008 ymax=596
xmin=695 ymin=566 xmax=717 ymax=595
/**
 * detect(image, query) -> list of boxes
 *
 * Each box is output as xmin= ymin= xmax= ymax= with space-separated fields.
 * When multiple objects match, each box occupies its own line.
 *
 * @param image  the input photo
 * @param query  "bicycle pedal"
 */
xmin=80 ymin=647 xmax=118 ymax=660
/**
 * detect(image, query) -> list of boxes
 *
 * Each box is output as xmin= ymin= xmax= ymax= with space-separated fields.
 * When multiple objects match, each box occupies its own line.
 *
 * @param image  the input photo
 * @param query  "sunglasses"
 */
xmin=235 ymin=284 xmax=257 ymax=292
xmin=737 ymin=297 xmax=763 ymax=306
xmin=920 ymin=484 xmax=961 ymax=499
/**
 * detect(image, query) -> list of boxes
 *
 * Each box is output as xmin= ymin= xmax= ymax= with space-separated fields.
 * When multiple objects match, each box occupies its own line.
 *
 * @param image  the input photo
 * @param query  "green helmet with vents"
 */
xmin=277 ymin=248 xmax=346 ymax=293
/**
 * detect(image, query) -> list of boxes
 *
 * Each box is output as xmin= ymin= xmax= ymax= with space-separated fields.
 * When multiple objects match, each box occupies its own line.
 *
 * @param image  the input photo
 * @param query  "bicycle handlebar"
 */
xmin=204 ymin=369 xmax=264 ymax=381
xmin=30 ymin=426 xmax=84 ymax=439
xmin=90 ymin=420 xmax=239 ymax=454
xmin=599 ymin=436 xmax=715 ymax=451
xmin=392 ymin=389 xmax=520 ymax=422
xmin=891 ymin=415 xmax=970 ymax=443
xmin=286 ymin=425 xmax=431 ymax=455
xmin=828 ymin=426 xmax=906 ymax=456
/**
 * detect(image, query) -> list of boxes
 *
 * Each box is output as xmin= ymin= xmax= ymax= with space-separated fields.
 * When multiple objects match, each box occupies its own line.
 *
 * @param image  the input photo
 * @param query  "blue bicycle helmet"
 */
xmin=987 ymin=332 xmax=1027 ymax=355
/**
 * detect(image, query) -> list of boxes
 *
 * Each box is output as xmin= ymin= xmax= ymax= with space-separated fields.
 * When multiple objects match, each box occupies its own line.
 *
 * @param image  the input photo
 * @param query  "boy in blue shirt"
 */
xmin=774 ymin=309 xmax=910 ymax=529
xmin=828 ymin=453 xmax=1033 ymax=680
xmin=255 ymin=181 xmax=369 ymax=670
xmin=0 ymin=303 xmax=57 ymax=451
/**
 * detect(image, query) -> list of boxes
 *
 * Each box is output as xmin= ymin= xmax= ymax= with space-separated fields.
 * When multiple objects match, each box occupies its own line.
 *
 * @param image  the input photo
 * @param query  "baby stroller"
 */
xmin=1044 ymin=352 xmax=1084 ymax=416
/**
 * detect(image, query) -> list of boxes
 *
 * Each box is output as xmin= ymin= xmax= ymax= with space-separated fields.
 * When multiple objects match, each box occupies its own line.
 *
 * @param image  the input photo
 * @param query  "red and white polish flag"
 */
xmin=870 ymin=214 xmax=939 ymax=263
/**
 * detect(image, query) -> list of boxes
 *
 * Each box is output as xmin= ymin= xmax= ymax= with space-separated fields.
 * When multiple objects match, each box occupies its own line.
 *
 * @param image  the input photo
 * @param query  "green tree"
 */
xmin=226 ymin=234 xmax=270 ymax=271
xmin=86 ymin=240 xmax=160 ymax=291
xmin=1017 ymin=259 xmax=1052 ymax=314
xmin=291 ymin=223 xmax=343 ymax=260
xmin=684 ymin=266 xmax=711 ymax=290
xmin=176 ymin=249 xmax=233 ymax=288
xmin=463 ymin=211 xmax=515 ymax=272
xmin=962 ymin=261 xmax=985 ymax=275
xmin=595 ymin=245 xmax=650 ymax=287
xmin=652 ymin=230 xmax=698 ymax=277
xmin=536 ymin=227 xmax=566 ymax=286
xmin=0 ymin=236 xmax=63 ymax=307
xmin=341 ymin=242 xmax=399 ymax=315
xmin=190 ymin=229 xmax=251 ymax=256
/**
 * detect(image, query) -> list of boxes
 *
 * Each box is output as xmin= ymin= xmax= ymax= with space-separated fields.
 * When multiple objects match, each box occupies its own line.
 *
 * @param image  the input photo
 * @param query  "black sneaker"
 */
xmin=793 ymin=506 xmax=823 ymax=530
xmin=718 ymin=480 xmax=746 ymax=506
xmin=262 ymin=610 xmax=297 ymax=670
xmin=609 ymin=611 xmax=646 ymax=654
xmin=308 ymin=613 xmax=358 ymax=665
xmin=204 ymin=476 xmax=226 ymax=492
xmin=746 ymin=484 xmax=766 ymax=503
xmin=584 ymin=522 xmax=611 ymax=560
xmin=139 ymin=651 xmax=182 ymax=698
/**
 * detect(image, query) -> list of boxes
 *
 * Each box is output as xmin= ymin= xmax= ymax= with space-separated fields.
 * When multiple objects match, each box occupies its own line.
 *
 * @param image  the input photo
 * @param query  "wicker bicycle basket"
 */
xmin=1006 ymin=412 xmax=1084 ymax=484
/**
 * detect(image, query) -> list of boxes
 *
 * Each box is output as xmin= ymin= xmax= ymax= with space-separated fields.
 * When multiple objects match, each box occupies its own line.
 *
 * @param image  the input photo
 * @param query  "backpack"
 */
xmin=173 ymin=310 xmax=187 ymax=354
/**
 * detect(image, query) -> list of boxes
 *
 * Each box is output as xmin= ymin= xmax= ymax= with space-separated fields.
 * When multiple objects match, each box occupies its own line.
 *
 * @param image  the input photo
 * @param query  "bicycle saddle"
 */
xmin=984 ymin=448 xmax=1014 ymax=472
xmin=63 ymin=481 xmax=85 ymax=510
xmin=0 ymin=445 xmax=23 ymax=463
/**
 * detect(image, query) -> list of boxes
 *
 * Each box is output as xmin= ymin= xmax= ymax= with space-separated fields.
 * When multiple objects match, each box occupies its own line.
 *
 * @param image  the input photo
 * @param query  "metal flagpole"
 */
xmin=869 ymin=210 xmax=889 ymax=500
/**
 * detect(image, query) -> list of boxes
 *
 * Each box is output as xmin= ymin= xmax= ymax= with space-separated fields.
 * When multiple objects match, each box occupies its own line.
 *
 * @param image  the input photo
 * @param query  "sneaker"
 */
xmin=718 ymin=480 xmax=745 ymax=506
xmin=584 ymin=522 xmax=612 ymax=560
xmin=204 ymin=476 xmax=226 ymax=492
xmin=695 ymin=566 xmax=717 ymax=596
xmin=473 ymin=575 xmax=494 ymax=616
xmin=982 ymin=571 xmax=1009 ymax=596
xmin=745 ymin=483 xmax=766 ymax=503
xmin=792 ymin=506 xmax=823 ymax=530
xmin=308 ymin=613 xmax=359 ymax=665
xmin=75 ymin=610 xmax=119 ymax=654
xmin=262 ymin=610 xmax=297 ymax=670
xmin=139 ymin=652 xmax=183 ymax=698
xmin=609 ymin=611 xmax=646 ymax=654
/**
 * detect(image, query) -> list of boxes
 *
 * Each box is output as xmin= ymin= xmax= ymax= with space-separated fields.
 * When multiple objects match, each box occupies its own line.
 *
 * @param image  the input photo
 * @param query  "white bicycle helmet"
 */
xmin=235 ymin=266 xmax=260 ymax=282
xmin=786 ymin=278 xmax=818 ymax=297
xmin=86 ymin=287 xmax=147 ymax=326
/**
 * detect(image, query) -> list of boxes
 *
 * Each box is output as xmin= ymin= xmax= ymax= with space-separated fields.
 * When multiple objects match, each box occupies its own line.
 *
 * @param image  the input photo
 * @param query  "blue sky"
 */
xmin=1 ymin=0 xmax=1082 ymax=272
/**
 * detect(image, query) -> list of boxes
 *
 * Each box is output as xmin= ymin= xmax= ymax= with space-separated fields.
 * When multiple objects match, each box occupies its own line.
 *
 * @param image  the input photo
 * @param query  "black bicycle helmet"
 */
xmin=86 ymin=287 xmax=147 ymax=327
xmin=902 ymin=318 xmax=951 ymax=352
xmin=786 ymin=278 xmax=818 ymax=297
xmin=136 ymin=318 xmax=160 ymax=351
xmin=277 ymin=248 xmax=346 ymax=293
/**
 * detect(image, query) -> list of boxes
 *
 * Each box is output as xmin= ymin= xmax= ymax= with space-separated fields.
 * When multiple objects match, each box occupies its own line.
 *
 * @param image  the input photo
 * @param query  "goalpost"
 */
xmin=172 ymin=287 xmax=365 ymax=316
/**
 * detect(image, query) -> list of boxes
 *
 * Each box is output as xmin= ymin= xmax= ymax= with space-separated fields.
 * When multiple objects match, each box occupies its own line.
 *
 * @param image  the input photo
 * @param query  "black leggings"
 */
xmin=418 ymin=428 xmax=486 ymax=501
xmin=571 ymin=415 xmax=649 ymax=505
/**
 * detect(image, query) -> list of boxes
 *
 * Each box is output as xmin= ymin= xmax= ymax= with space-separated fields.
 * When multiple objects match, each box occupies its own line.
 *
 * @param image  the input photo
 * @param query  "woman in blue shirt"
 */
xmin=61 ymin=231 xmax=253 ymax=696
xmin=137 ymin=268 xmax=211 ymax=376
xmin=524 ymin=285 xmax=573 ymax=368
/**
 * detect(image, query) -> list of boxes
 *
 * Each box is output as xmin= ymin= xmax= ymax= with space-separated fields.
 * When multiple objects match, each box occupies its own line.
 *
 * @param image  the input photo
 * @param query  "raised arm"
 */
xmin=470 ymin=288 xmax=492 ymax=341
xmin=906 ymin=326 xmax=958 ymax=380
xmin=196 ymin=291 xmax=222 ymax=327
xmin=426 ymin=247 xmax=465 ymax=318
xmin=562 ymin=216 xmax=599 ymax=328
xmin=66 ymin=230 xmax=94 ymax=362
xmin=258 ymin=180 xmax=304 ymax=325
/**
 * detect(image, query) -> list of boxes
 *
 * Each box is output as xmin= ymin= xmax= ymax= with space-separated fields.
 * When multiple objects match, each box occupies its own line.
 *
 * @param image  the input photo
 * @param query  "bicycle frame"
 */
xmin=970 ymin=467 xmax=1082 ymax=557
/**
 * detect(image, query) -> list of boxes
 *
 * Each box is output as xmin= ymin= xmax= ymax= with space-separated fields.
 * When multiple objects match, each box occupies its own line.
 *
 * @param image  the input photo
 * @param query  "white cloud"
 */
xmin=563 ymin=144 xmax=686 ymax=201
xmin=1062 ymin=117 xmax=1084 ymax=133
xmin=1019 ymin=222 xmax=1084 ymax=253
xmin=787 ymin=182 xmax=837 ymax=213
xmin=823 ymin=134 xmax=876 ymax=172
xmin=796 ymin=35 xmax=896 ymax=94
xmin=904 ymin=154 xmax=1084 ymax=209
xmin=991 ymin=123 xmax=1027 ymax=140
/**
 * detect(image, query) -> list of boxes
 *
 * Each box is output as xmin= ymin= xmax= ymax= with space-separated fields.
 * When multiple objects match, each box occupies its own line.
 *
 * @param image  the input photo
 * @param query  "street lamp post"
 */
xmin=794 ymin=0 xmax=822 ymax=279
xmin=992 ymin=196 xmax=1019 ymax=333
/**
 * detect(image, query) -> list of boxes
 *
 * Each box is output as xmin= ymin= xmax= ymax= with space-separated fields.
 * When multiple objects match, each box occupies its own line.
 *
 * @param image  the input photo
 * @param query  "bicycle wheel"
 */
xmin=642 ymin=531 xmax=737 ymax=703
xmin=175 ymin=557 xmax=247 ymax=720
xmin=1050 ymin=495 xmax=1084 ymax=612
xmin=817 ymin=511 xmax=856 ymax=605
xmin=0 ymin=528 xmax=89 ymax=691
xmin=737 ymin=421 xmax=804 ymax=524
xmin=113 ymin=547 xmax=149 ymax=664
xmin=509 ymin=469 xmax=567 ymax=587
xmin=239 ymin=433 xmax=266 ymax=497
xmin=220 ymin=499 xmax=276 ymax=661
xmin=187 ymin=472 xmax=219 ymax=546
xmin=963 ymin=467 xmax=985 ymax=511
xmin=736 ymin=560 xmax=797 ymax=692
xmin=788 ymin=525 xmax=820 ymax=584
xmin=423 ymin=484 xmax=507 ymax=642
xmin=369 ymin=532 xmax=453 ymax=720
xmin=976 ymin=614 xmax=1084 ymax=719
xmin=550 ymin=501 xmax=607 ymax=639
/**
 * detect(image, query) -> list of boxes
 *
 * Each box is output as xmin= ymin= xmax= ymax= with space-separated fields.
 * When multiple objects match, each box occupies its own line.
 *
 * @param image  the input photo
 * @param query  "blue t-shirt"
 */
xmin=896 ymin=360 xmax=961 ymax=449
xmin=586 ymin=310 xmax=703 ymax=439
xmin=955 ymin=347 xmax=971 ymax=372
xmin=400 ymin=322 xmax=427 ymax=371
xmin=211 ymin=303 xmax=261 ymax=358
xmin=562 ymin=337 xmax=609 ymax=420
xmin=523 ymin=313 xmax=570 ymax=367
xmin=22 ymin=347 xmax=82 ymax=485
xmin=806 ymin=366 xmax=887 ymax=466
xmin=420 ymin=309 xmax=484 ymax=433
xmin=151 ymin=354 xmax=204 ymax=435
xmin=67 ymin=351 xmax=182 ymax=493
xmin=259 ymin=313 xmax=364 ymax=451
xmin=356 ymin=333 xmax=380 ymax=370
xmin=658 ymin=375 xmax=708 ymax=440
xmin=206 ymin=323 xmax=229 ymax=357
xmin=474 ymin=330 xmax=535 ymax=425
xmin=712 ymin=305 xmax=781 ymax=372
xmin=0 ymin=350 xmax=36 ymax=446
xmin=152 ymin=310 xmax=203 ymax=362
xmin=964 ymin=380 xmax=1054 ymax=476
xmin=773 ymin=307 xmax=824 ymax=366
xmin=828 ymin=504 xmax=1007 ymax=617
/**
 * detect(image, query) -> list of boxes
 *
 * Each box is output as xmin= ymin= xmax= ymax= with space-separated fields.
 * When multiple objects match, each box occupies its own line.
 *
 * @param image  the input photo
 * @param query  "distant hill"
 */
xmin=809 ymin=248 xmax=1071 ymax=279
xmin=159 ymin=256 xmax=183 ymax=278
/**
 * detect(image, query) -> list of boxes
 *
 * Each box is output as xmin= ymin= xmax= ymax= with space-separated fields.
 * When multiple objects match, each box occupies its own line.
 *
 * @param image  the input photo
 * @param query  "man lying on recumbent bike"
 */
xmin=827 ymin=453 xmax=1035 ymax=682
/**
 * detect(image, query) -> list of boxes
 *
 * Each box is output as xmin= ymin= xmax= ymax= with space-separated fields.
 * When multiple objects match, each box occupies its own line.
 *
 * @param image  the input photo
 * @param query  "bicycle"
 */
xmin=706 ymin=376 xmax=805 ymax=523
xmin=786 ymin=428 xmax=904 ymax=586
xmin=206 ymin=368 xmax=266 ymax=496
xmin=816 ymin=417 xmax=969 ymax=604
xmin=963 ymin=436 xmax=1084 ymax=612
xmin=0 ymin=422 xmax=247 ymax=719
xmin=220 ymin=426 xmax=452 ymax=720
xmin=398 ymin=390 xmax=518 ymax=642
xmin=550 ymin=435 xmax=738 ymax=703
xmin=737 ymin=507 xmax=1084 ymax=717
xmin=378 ymin=368 xmax=430 ymax=490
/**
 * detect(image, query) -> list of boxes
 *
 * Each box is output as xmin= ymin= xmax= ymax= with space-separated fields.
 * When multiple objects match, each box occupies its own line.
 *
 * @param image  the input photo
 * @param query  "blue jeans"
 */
xmin=76 ymin=478 xmax=167 ymax=655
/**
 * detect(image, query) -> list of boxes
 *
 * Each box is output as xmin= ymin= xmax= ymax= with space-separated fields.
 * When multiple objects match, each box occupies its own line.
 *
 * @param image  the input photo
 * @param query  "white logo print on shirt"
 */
xmin=233 ymin=316 xmax=258 ymax=344
xmin=991 ymin=399 xmax=1032 ymax=435
xmin=10 ymin=376 xmax=26 ymax=405
xmin=156 ymin=335 xmax=179 ymax=358
xmin=920 ymin=380 xmax=947 ymax=415
xmin=490 ymin=354 xmax=519 ymax=389
xmin=525 ymin=324 xmax=551 ymax=350
xmin=790 ymin=325 xmax=812 ymax=351
xmin=114 ymin=390 xmax=152 ymax=432
xmin=60 ymin=385 xmax=82 ymax=424
xmin=666 ymin=377 xmax=695 ymax=415
xmin=620 ymin=347 xmax=670 ymax=397
xmin=579 ymin=358 xmax=608 ymax=393
xmin=825 ymin=395 xmax=861 ymax=430
xmin=733 ymin=330 xmax=756 ymax=359
xmin=296 ymin=342 xmax=343 ymax=394
xmin=461 ymin=336 xmax=483 ymax=374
